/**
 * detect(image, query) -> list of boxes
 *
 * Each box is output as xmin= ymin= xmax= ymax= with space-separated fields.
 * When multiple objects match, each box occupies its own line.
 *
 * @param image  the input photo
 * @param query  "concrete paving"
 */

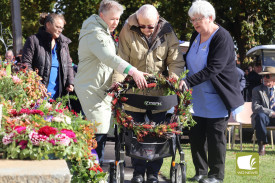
xmin=0 ymin=160 xmax=71 ymax=183
xmin=102 ymin=141 xmax=169 ymax=183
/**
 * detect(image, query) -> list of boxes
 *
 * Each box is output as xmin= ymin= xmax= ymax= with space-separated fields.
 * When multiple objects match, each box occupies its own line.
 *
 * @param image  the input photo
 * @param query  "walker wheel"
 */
xmin=175 ymin=163 xmax=187 ymax=183
xmin=116 ymin=162 xmax=124 ymax=183
xmin=170 ymin=163 xmax=176 ymax=183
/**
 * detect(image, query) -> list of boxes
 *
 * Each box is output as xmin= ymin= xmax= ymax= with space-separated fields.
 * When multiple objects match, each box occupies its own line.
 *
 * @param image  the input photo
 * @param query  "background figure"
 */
xmin=235 ymin=51 xmax=246 ymax=92
xmin=251 ymin=66 xmax=275 ymax=156
xmin=237 ymin=67 xmax=246 ymax=92
xmin=243 ymin=68 xmax=250 ymax=101
xmin=112 ymin=4 xmax=184 ymax=183
xmin=5 ymin=50 xmax=15 ymax=63
xmin=74 ymin=0 xmax=147 ymax=165
xmin=15 ymin=49 xmax=23 ymax=63
xmin=179 ymin=1 xmax=244 ymax=183
xmin=246 ymin=63 xmax=262 ymax=101
xmin=22 ymin=13 xmax=74 ymax=99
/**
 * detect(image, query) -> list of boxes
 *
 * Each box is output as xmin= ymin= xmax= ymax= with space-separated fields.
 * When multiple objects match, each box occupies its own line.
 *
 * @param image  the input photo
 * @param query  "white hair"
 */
xmin=98 ymin=0 xmax=124 ymax=15
xmin=136 ymin=4 xmax=159 ymax=21
xmin=5 ymin=50 xmax=14 ymax=57
xmin=188 ymin=0 xmax=216 ymax=20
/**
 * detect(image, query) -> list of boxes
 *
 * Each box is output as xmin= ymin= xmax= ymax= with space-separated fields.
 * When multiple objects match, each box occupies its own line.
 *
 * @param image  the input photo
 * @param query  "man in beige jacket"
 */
xmin=112 ymin=4 xmax=185 ymax=183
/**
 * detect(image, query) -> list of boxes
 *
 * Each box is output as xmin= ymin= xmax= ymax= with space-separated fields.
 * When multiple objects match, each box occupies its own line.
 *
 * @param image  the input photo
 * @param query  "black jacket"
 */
xmin=184 ymin=26 xmax=244 ymax=110
xmin=22 ymin=26 xmax=74 ymax=97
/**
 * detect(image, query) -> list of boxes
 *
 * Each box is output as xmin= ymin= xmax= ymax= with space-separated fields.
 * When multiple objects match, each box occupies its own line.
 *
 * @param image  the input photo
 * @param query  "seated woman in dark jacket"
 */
xmin=22 ymin=13 xmax=74 ymax=99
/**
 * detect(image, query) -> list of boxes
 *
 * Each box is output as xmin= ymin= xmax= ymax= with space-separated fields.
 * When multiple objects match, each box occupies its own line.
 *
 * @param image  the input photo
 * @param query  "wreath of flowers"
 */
xmin=107 ymin=72 xmax=196 ymax=142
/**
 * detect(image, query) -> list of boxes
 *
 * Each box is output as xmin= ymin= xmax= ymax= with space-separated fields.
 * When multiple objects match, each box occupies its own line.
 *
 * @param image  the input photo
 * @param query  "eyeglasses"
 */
xmin=139 ymin=25 xmax=155 ymax=29
xmin=263 ymin=74 xmax=271 ymax=79
xmin=189 ymin=17 xmax=204 ymax=24
xmin=54 ymin=24 xmax=64 ymax=31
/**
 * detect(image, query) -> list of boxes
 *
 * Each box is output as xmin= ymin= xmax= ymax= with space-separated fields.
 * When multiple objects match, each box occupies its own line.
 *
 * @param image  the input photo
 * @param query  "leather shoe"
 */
xmin=131 ymin=174 xmax=144 ymax=183
xmin=188 ymin=175 xmax=207 ymax=182
xmin=258 ymin=141 xmax=266 ymax=156
xmin=147 ymin=174 xmax=159 ymax=183
xmin=199 ymin=177 xmax=223 ymax=183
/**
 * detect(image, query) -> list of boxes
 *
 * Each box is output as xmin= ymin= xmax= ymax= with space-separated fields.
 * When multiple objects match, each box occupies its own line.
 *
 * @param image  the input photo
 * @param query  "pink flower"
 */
xmin=29 ymin=131 xmax=48 ymax=146
xmin=61 ymin=129 xmax=77 ymax=143
xmin=12 ymin=75 xmax=22 ymax=84
xmin=0 ymin=70 xmax=6 ymax=77
xmin=54 ymin=134 xmax=70 ymax=146
xmin=14 ymin=126 xmax=26 ymax=134
xmin=60 ymin=129 xmax=76 ymax=138
xmin=48 ymin=139 xmax=56 ymax=146
xmin=18 ymin=140 xmax=28 ymax=149
xmin=2 ymin=133 xmax=14 ymax=145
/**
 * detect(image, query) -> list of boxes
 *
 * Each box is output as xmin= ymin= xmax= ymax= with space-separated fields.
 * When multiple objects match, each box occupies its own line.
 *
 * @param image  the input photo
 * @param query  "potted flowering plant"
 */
xmin=107 ymin=72 xmax=196 ymax=142
xmin=0 ymin=63 xmax=108 ymax=183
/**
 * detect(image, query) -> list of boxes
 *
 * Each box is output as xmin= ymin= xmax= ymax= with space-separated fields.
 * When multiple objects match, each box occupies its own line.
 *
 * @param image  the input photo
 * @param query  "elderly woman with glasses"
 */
xmin=74 ymin=0 xmax=147 ymax=165
xmin=22 ymin=13 xmax=74 ymax=99
xmin=112 ymin=4 xmax=185 ymax=183
xmin=179 ymin=1 xmax=244 ymax=183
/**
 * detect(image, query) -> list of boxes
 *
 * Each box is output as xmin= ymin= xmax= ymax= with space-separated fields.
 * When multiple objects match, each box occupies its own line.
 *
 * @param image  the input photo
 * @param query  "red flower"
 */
xmin=108 ymin=92 xmax=115 ymax=97
xmin=169 ymin=77 xmax=177 ymax=84
xmin=116 ymin=109 xmax=121 ymax=117
xmin=71 ymin=109 xmax=78 ymax=117
xmin=126 ymin=116 xmax=133 ymax=121
xmin=49 ymin=98 xmax=55 ymax=103
xmin=18 ymin=140 xmax=28 ymax=149
xmin=9 ymin=109 xmax=18 ymax=116
xmin=112 ymin=98 xmax=118 ymax=105
xmin=120 ymin=97 xmax=128 ymax=102
xmin=142 ymin=124 xmax=153 ymax=129
xmin=147 ymin=83 xmax=157 ymax=88
xmin=38 ymin=126 xmax=58 ymax=137
xmin=55 ymin=109 xmax=63 ymax=113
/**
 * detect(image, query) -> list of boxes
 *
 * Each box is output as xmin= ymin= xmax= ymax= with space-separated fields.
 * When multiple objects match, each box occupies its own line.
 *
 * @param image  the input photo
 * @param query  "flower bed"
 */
xmin=0 ymin=63 xmax=107 ymax=183
xmin=107 ymin=73 xmax=196 ymax=142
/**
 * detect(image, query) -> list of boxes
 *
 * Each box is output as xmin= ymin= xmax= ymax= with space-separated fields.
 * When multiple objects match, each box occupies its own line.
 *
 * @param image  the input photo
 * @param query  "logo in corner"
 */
xmin=236 ymin=152 xmax=259 ymax=176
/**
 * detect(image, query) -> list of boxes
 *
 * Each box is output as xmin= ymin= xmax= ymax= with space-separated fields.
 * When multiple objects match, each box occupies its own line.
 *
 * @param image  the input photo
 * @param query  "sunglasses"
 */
xmin=139 ymin=25 xmax=155 ymax=29
xmin=263 ymin=74 xmax=271 ymax=79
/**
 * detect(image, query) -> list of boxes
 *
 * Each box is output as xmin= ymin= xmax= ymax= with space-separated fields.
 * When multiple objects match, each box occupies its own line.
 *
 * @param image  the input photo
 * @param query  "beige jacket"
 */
xmin=112 ymin=13 xmax=185 ymax=112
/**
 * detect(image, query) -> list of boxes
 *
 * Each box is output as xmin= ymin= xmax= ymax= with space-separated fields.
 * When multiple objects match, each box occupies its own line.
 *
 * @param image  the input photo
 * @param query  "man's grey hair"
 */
xmin=188 ymin=0 xmax=216 ymax=21
xmin=5 ymin=50 xmax=14 ymax=57
xmin=98 ymin=0 xmax=124 ymax=15
xmin=136 ymin=4 xmax=159 ymax=21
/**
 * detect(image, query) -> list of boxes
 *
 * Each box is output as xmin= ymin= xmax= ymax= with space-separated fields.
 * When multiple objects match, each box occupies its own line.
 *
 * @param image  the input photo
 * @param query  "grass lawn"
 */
xmin=160 ymin=143 xmax=275 ymax=183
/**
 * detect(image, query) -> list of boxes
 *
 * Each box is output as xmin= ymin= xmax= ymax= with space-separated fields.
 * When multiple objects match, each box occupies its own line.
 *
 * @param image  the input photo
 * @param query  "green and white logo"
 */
xmin=236 ymin=152 xmax=259 ymax=176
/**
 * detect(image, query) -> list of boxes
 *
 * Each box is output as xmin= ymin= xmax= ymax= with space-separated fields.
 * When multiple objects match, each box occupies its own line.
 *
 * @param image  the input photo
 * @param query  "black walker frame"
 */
xmin=107 ymin=93 xmax=187 ymax=183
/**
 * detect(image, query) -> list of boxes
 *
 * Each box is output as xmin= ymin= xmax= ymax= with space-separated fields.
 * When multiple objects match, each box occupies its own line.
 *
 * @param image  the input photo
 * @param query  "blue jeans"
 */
xmin=125 ymin=111 xmax=166 ymax=177
xmin=255 ymin=112 xmax=275 ymax=144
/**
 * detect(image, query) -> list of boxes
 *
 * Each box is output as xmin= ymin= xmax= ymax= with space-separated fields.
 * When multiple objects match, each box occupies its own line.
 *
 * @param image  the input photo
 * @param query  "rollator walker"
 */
xmin=106 ymin=76 xmax=190 ymax=183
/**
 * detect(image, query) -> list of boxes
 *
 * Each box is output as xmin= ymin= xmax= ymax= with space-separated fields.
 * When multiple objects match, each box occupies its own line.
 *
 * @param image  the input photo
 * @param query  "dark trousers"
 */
xmin=125 ymin=111 xmax=166 ymax=177
xmin=189 ymin=116 xmax=228 ymax=180
xmin=95 ymin=134 xmax=107 ymax=164
xmin=254 ymin=112 xmax=275 ymax=144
